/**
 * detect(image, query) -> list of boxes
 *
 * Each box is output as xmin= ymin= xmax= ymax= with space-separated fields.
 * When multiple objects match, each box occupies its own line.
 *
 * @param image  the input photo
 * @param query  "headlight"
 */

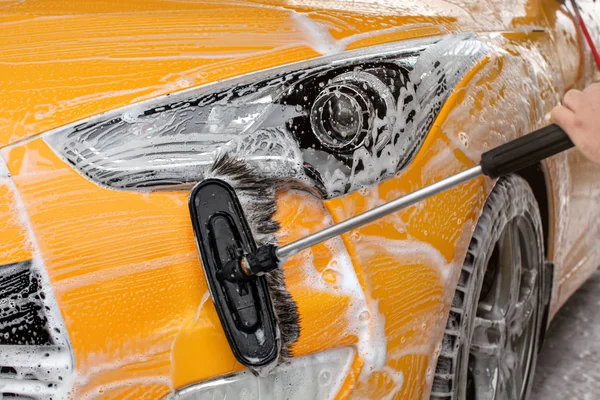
xmin=168 ymin=347 xmax=355 ymax=400
xmin=45 ymin=35 xmax=487 ymax=197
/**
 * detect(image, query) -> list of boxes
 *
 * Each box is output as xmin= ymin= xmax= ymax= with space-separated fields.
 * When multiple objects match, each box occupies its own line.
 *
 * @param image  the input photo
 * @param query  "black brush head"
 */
xmin=190 ymin=154 xmax=314 ymax=372
xmin=189 ymin=178 xmax=279 ymax=369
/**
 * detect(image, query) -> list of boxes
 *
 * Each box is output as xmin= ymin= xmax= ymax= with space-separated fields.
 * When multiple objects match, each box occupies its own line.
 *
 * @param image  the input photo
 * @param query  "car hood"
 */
xmin=0 ymin=0 xmax=542 ymax=147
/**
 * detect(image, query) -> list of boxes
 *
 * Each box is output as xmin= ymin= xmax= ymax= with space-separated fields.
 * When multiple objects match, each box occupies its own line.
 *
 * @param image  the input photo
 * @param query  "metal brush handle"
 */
xmin=275 ymin=166 xmax=482 ymax=260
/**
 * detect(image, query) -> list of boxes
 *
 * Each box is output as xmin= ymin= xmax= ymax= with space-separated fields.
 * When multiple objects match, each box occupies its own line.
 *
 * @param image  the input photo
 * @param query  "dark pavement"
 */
xmin=531 ymin=269 xmax=600 ymax=400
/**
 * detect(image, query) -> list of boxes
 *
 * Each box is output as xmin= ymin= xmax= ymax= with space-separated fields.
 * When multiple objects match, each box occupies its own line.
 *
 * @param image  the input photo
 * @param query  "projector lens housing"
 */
xmin=310 ymin=82 xmax=373 ymax=152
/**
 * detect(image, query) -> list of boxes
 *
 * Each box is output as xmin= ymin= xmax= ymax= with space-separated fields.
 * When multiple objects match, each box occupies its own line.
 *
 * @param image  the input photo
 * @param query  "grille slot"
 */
xmin=0 ymin=261 xmax=72 ymax=399
xmin=0 ymin=261 xmax=52 ymax=346
xmin=0 ymin=345 xmax=71 ymax=399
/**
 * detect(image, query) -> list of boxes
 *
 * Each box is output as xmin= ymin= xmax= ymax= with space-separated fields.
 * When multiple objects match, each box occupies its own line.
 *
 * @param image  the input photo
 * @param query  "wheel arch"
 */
xmin=514 ymin=161 xmax=554 ymax=342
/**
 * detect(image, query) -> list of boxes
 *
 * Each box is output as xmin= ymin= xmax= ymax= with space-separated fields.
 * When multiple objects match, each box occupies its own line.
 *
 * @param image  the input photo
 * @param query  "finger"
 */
xmin=563 ymin=89 xmax=583 ymax=112
xmin=551 ymin=105 xmax=577 ymax=133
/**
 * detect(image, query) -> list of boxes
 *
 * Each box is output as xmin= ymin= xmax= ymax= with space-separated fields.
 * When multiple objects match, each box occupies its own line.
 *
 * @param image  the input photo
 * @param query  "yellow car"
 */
xmin=1 ymin=0 xmax=599 ymax=399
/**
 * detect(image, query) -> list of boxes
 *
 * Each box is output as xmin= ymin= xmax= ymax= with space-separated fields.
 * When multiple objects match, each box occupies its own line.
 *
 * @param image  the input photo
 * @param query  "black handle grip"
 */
xmin=480 ymin=124 xmax=574 ymax=178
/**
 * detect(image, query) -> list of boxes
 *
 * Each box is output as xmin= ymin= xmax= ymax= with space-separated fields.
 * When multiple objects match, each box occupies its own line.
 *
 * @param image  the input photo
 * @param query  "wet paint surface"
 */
xmin=1 ymin=0 xmax=600 ymax=399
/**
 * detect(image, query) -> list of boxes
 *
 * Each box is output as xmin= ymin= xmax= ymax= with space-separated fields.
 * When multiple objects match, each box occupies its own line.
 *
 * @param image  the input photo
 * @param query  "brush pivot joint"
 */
xmin=219 ymin=248 xmax=253 ymax=282
xmin=243 ymin=244 xmax=280 ymax=277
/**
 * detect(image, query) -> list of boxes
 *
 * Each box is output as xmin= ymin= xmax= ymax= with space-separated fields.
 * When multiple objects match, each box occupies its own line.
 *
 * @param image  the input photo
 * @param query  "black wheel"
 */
xmin=431 ymin=175 xmax=545 ymax=400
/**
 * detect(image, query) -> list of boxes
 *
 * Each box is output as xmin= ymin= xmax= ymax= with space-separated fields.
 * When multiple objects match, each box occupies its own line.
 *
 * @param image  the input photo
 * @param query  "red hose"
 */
xmin=570 ymin=0 xmax=600 ymax=70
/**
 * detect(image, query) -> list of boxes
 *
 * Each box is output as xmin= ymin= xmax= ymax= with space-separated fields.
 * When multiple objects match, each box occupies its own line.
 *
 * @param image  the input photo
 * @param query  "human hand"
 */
xmin=551 ymin=82 xmax=600 ymax=165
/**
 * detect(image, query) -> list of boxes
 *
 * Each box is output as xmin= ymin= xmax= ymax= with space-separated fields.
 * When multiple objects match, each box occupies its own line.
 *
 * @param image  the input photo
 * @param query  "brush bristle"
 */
xmin=207 ymin=154 xmax=315 ymax=365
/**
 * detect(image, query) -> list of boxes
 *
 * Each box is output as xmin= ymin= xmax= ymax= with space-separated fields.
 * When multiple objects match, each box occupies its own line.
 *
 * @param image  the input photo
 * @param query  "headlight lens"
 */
xmin=310 ymin=73 xmax=377 ymax=152
xmin=168 ymin=347 xmax=355 ymax=400
xmin=45 ymin=34 xmax=487 ymax=197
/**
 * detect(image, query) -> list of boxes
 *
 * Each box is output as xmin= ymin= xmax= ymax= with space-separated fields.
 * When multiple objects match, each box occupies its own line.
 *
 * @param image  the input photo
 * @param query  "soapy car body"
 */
xmin=1 ymin=0 xmax=599 ymax=398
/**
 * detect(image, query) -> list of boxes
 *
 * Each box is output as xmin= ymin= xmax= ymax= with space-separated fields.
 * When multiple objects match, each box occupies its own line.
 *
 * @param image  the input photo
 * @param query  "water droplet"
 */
xmin=359 ymin=310 xmax=371 ymax=321
xmin=319 ymin=370 xmax=331 ymax=385
xmin=322 ymin=269 xmax=339 ymax=284
xmin=459 ymin=131 xmax=469 ymax=148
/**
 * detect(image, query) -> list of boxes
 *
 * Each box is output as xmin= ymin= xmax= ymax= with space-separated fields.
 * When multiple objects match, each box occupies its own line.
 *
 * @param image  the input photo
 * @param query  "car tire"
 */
xmin=431 ymin=175 xmax=545 ymax=400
